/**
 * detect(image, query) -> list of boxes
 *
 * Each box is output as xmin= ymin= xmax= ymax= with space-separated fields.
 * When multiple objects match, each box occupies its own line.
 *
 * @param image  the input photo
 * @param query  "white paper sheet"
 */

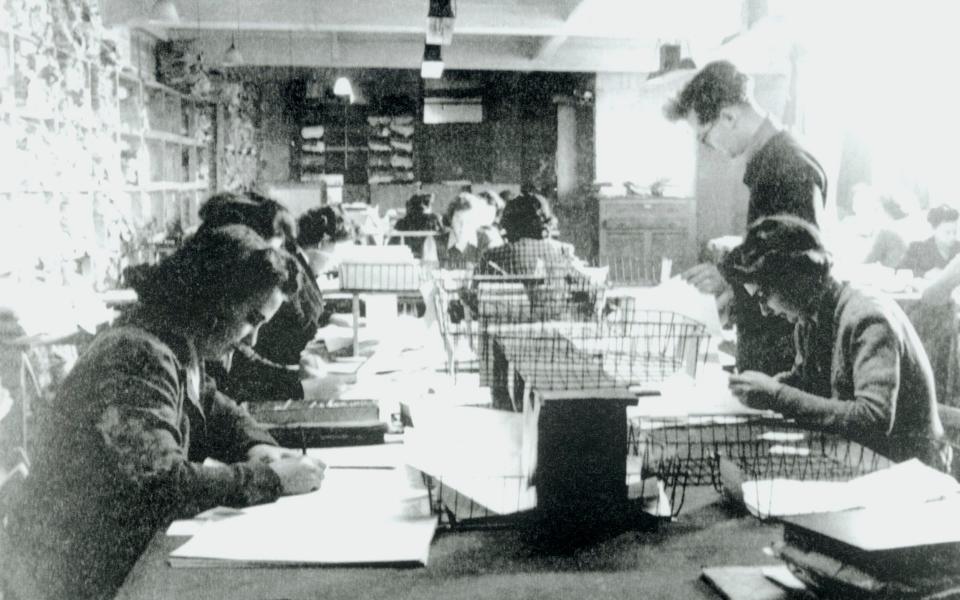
xmin=741 ymin=459 xmax=960 ymax=519
xmin=169 ymin=468 xmax=437 ymax=567
xmin=627 ymin=363 xmax=770 ymax=420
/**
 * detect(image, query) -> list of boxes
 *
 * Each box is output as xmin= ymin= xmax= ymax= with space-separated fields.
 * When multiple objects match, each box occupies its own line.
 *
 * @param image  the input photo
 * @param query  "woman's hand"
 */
xmin=681 ymin=263 xmax=727 ymax=295
xmin=301 ymin=375 xmax=345 ymax=402
xmin=268 ymin=456 xmax=327 ymax=495
xmin=246 ymin=443 xmax=301 ymax=464
xmin=728 ymin=371 xmax=782 ymax=409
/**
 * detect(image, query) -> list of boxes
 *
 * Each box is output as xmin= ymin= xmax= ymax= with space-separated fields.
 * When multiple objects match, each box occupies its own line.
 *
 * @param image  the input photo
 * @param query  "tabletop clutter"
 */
xmin=130 ymin=244 xmax=960 ymax=600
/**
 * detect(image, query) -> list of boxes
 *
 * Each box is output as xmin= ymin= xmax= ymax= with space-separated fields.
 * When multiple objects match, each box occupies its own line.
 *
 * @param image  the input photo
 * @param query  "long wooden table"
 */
xmin=116 ymin=483 xmax=783 ymax=600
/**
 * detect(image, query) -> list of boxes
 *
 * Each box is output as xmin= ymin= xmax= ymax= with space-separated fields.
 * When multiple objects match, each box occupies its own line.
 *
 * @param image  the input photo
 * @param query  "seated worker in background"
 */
xmin=474 ymin=192 xmax=583 ymax=278
xmin=723 ymin=215 xmax=948 ymax=470
xmin=471 ymin=193 xmax=594 ymax=319
xmin=391 ymin=192 xmax=442 ymax=259
xmin=907 ymin=252 xmax=960 ymax=407
xmin=899 ymin=204 xmax=960 ymax=277
xmin=299 ymin=204 xmax=353 ymax=277
xmin=0 ymin=226 xmax=325 ymax=600
xmin=442 ymin=192 xmax=504 ymax=265
xmin=477 ymin=189 xmax=506 ymax=230
xmin=836 ymin=184 xmax=925 ymax=270
xmin=197 ymin=193 xmax=340 ymax=404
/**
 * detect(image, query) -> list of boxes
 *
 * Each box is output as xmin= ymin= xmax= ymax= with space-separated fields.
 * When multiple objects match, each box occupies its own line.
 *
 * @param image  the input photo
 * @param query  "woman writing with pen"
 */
xmin=721 ymin=215 xmax=949 ymax=470
xmin=0 ymin=225 xmax=326 ymax=600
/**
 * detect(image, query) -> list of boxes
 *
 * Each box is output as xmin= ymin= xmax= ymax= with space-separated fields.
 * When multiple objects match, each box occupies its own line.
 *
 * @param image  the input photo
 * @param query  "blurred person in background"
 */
xmin=900 ymin=204 xmax=960 ymax=277
xmin=197 ymin=193 xmax=341 ymax=405
xmin=392 ymin=193 xmax=442 ymax=259
xmin=443 ymin=192 xmax=504 ymax=265
xmin=298 ymin=204 xmax=352 ymax=276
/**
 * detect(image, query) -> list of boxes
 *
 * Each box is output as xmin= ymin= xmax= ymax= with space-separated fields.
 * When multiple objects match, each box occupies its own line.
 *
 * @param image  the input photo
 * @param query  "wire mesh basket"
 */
xmin=402 ymin=402 xmax=674 ymax=531
xmin=408 ymin=442 xmax=674 ymax=530
xmin=629 ymin=415 xmax=898 ymax=518
xmin=430 ymin=269 xmax=711 ymax=394
xmin=595 ymin=255 xmax=661 ymax=286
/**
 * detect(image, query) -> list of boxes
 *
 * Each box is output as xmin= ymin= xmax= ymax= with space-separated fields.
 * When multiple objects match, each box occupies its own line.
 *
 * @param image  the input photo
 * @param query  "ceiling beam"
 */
xmin=189 ymin=30 xmax=660 ymax=73
xmin=108 ymin=0 xmax=738 ymax=40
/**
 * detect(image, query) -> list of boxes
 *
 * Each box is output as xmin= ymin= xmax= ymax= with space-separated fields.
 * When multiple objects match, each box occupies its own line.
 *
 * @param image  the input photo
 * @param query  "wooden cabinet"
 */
xmin=598 ymin=196 xmax=696 ymax=283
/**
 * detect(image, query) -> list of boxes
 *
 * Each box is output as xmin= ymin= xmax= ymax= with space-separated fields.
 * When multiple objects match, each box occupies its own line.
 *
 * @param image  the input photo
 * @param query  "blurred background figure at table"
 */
xmin=471 ymin=192 xmax=595 ymax=319
xmin=899 ymin=204 xmax=960 ymax=277
xmin=836 ymin=183 xmax=926 ymax=270
xmin=197 ymin=193 xmax=340 ymax=405
xmin=0 ymin=225 xmax=325 ymax=600
xmin=442 ymin=192 xmax=504 ymax=265
xmin=722 ymin=215 xmax=948 ymax=470
xmin=907 ymin=250 xmax=960 ymax=408
xmin=391 ymin=192 xmax=442 ymax=259
xmin=473 ymin=192 xmax=582 ymax=278
xmin=298 ymin=204 xmax=352 ymax=277
xmin=477 ymin=189 xmax=506 ymax=230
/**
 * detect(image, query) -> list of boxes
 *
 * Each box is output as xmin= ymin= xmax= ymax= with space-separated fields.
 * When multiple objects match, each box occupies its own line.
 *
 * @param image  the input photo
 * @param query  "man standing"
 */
xmin=664 ymin=60 xmax=829 ymax=375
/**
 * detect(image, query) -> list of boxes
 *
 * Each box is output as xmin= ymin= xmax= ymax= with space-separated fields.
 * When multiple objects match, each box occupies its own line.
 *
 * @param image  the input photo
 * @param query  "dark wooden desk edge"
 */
xmin=117 ymin=488 xmax=784 ymax=600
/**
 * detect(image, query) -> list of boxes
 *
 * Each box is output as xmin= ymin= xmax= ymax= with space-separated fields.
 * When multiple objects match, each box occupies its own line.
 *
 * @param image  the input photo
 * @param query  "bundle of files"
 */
xmin=770 ymin=460 xmax=960 ymax=598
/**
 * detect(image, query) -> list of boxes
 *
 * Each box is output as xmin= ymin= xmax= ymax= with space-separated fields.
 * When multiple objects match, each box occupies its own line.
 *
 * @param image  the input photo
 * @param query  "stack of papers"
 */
xmin=741 ymin=459 xmax=960 ymax=519
xmin=168 ymin=468 xmax=437 ymax=567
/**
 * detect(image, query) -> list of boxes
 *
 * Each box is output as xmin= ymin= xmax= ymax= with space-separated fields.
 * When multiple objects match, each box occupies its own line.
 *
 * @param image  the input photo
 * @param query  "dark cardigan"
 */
xmin=0 ymin=318 xmax=280 ymax=600
xmin=772 ymin=279 xmax=947 ymax=468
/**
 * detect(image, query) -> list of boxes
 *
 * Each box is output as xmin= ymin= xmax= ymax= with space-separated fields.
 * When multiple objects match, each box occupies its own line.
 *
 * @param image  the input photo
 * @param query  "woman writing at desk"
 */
xmin=722 ymin=215 xmax=949 ymax=470
xmin=0 ymin=226 xmax=325 ymax=600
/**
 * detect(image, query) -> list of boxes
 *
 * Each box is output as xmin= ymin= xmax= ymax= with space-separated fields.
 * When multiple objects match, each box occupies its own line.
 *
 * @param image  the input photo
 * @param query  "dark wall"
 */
xmin=250 ymin=68 xmax=593 ymax=192
xmin=416 ymin=71 xmax=587 ymax=187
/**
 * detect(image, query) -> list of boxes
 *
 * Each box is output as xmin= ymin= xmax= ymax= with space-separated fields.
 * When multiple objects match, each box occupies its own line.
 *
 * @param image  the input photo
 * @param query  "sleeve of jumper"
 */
xmin=773 ymin=319 xmax=897 ymax=436
xmin=93 ymin=337 xmax=282 ymax=519
xmin=202 ymin=375 xmax=279 ymax=463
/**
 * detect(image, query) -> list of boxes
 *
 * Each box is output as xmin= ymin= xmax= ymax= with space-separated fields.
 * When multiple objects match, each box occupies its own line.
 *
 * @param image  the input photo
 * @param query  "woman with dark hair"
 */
xmin=722 ymin=215 xmax=948 ymax=469
xmin=392 ymin=193 xmax=442 ymax=259
xmin=443 ymin=192 xmax=503 ymax=265
xmin=298 ymin=204 xmax=353 ymax=276
xmin=474 ymin=193 xmax=577 ymax=278
xmin=196 ymin=193 xmax=338 ymax=404
xmin=0 ymin=225 xmax=326 ymax=600
xmin=899 ymin=204 xmax=960 ymax=277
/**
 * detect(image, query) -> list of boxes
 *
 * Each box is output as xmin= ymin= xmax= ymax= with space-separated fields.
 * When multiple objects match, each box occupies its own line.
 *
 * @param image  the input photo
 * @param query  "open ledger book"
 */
xmin=168 ymin=468 xmax=437 ymax=567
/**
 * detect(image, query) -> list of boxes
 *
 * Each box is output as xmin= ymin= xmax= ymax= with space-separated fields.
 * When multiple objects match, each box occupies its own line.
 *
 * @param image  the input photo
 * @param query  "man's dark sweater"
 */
xmin=734 ymin=125 xmax=828 ymax=375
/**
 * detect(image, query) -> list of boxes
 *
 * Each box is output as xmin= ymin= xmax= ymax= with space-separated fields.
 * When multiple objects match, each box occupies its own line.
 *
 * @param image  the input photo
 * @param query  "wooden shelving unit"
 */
xmin=0 ymin=0 xmax=215 ymax=285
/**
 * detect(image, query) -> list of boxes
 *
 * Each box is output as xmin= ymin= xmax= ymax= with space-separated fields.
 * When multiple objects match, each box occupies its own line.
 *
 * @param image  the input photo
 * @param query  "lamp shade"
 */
xmin=426 ymin=0 xmax=455 ymax=45
xmin=421 ymin=44 xmax=444 ymax=79
xmin=223 ymin=41 xmax=244 ymax=66
xmin=149 ymin=0 xmax=180 ymax=22
xmin=333 ymin=76 xmax=353 ymax=97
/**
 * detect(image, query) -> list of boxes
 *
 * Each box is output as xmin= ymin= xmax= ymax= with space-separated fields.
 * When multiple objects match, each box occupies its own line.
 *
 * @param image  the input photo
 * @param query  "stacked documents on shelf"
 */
xmin=169 ymin=468 xmax=436 ymax=567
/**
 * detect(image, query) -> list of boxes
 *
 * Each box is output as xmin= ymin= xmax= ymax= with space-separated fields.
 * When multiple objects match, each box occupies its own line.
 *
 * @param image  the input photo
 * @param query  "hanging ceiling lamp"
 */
xmin=333 ymin=76 xmax=354 ymax=102
xmin=149 ymin=0 xmax=180 ymax=22
xmin=222 ymin=0 xmax=244 ymax=65
xmin=426 ymin=0 xmax=455 ymax=45
xmin=420 ymin=44 xmax=444 ymax=79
